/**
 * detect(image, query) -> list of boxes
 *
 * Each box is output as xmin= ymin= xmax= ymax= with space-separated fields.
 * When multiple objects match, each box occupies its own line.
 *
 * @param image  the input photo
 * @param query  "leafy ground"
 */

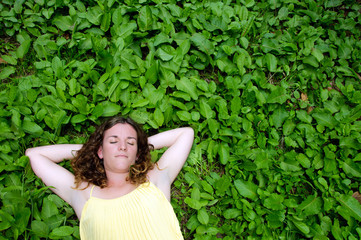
xmin=1 ymin=0 xmax=361 ymax=239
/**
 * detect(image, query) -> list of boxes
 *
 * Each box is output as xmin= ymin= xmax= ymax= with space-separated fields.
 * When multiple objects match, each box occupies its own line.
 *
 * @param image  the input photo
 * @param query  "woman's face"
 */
xmin=97 ymin=123 xmax=138 ymax=173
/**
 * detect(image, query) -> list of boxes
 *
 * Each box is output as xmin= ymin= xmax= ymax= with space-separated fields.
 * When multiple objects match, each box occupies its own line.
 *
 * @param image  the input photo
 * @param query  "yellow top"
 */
xmin=79 ymin=182 xmax=184 ymax=240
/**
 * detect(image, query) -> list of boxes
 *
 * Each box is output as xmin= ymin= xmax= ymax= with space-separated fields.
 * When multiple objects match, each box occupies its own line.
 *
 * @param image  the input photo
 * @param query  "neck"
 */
xmin=105 ymin=171 xmax=131 ymax=188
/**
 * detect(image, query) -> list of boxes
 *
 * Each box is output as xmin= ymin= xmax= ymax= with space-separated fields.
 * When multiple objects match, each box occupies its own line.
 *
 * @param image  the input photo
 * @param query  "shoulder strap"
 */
xmin=89 ymin=185 xmax=96 ymax=198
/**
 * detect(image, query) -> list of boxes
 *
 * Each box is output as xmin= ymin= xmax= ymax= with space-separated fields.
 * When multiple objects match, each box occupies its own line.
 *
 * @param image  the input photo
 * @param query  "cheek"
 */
xmin=133 ymin=145 xmax=139 ymax=155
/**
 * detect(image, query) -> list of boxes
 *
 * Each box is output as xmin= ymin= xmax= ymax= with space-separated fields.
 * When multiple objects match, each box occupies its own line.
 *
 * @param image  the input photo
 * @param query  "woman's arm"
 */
xmin=26 ymin=144 xmax=82 ymax=204
xmin=148 ymin=127 xmax=194 ymax=184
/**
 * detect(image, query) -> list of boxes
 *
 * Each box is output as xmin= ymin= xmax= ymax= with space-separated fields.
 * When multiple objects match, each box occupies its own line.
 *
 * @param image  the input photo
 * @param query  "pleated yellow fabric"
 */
xmin=80 ymin=182 xmax=184 ymax=240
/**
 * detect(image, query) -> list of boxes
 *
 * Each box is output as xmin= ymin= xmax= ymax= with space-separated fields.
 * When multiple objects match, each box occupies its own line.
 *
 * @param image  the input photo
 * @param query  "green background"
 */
xmin=1 ymin=0 xmax=361 ymax=239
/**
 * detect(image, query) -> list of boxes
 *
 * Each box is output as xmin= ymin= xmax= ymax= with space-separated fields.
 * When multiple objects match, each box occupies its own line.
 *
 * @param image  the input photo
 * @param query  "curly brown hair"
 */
xmin=71 ymin=116 xmax=154 ymax=189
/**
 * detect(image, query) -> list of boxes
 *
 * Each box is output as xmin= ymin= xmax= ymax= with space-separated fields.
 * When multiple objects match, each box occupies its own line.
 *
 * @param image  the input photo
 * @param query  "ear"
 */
xmin=97 ymin=146 xmax=103 ymax=159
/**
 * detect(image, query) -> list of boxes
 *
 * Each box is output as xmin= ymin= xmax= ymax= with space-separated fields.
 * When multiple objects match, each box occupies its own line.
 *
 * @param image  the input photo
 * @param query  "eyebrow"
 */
xmin=107 ymin=136 xmax=137 ymax=140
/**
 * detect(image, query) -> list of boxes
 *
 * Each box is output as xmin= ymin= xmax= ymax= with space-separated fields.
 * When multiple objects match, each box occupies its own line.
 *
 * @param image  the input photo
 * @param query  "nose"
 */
xmin=118 ymin=141 xmax=127 ymax=151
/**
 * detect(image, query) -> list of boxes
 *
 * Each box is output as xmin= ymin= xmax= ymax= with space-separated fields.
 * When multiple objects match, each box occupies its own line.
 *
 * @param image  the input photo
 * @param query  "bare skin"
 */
xmin=26 ymin=124 xmax=194 ymax=219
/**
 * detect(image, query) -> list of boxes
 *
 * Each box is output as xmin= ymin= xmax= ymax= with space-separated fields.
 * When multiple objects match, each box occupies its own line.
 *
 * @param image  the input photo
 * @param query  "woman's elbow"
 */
xmin=25 ymin=148 xmax=33 ymax=157
xmin=25 ymin=147 xmax=39 ymax=161
xmin=184 ymin=127 xmax=195 ymax=140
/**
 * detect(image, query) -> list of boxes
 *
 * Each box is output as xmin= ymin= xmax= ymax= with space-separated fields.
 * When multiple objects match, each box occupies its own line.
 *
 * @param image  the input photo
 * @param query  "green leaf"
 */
xmin=261 ymin=38 xmax=279 ymax=53
xmin=280 ymin=159 xmax=301 ymax=172
xmin=169 ymin=98 xmax=187 ymax=110
xmin=336 ymin=194 xmax=361 ymax=221
xmin=143 ymin=85 xmax=164 ymax=106
xmin=342 ymin=158 xmax=361 ymax=178
xmin=0 ymin=66 xmax=15 ymax=80
xmin=1 ymin=55 xmax=17 ymax=65
xmin=16 ymin=39 xmax=31 ymax=59
xmin=31 ymin=220 xmax=49 ymax=237
xmin=278 ymin=7 xmax=289 ymax=20
xmin=313 ymin=111 xmax=336 ymax=129
xmin=191 ymin=186 xmax=201 ymax=200
xmin=22 ymin=118 xmax=43 ymax=135
xmin=344 ymin=105 xmax=361 ymax=123
xmin=49 ymin=226 xmax=74 ymax=238
xmin=35 ymin=60 xmax=52 ymax=69
xmin=52 ymin=16 xmax=75 ymax=31
xmin=129 ymin=109 xmax=149 ymax=124
xmin=264 ymin=53 xmax=277 ymax=72
xmin=176 ymin=111 xmax=191 ymax=121
xmin=72 ymin=95 xmax=91 ymax=115
xmin=297 ymin=194 xmax=322 ymax=217
xmin=5 ymin=173 xmax=21 ymax=186
xmin=132 ymin=98 xmax=149 ymax=108
xmin=266 ymin=210 xmax=285 ymax=228
xmin=153 ymin=108 xmax=164 ymax=127
xmin=99 ymin=101 xmax=121 ymax=117
xmin=145 ymin=62 xmax=158 ymax=85
xmin=296 ymin=153 xmax=311 ymax=168
xmin=234 ymin=179 xmax=258 ymax=200
xmin=154 ymin=32 xmax=172 ymax=47
xmin=197 ymin=208 xmax=209 ymax=225
xmin=338 ymin=42 xmax=352 ymax=59
xmin=290 ymin=217 xmax=310 ymax=235
xmin=324 ymin=158 xmax=337 ymax=172
xmin=176 ymin=77 xmax=198 ymax=101
xmin=190 ymin=33 xmax=215 ymax=55
xmin=159 ymin=66 xmax=175 ymax=88
xmin=0 ymin=210 xmax=13 ymax=231
xmin=156 ymin=46 xmax=174 ymax=61
xmin=303 ymin=55 xmax=319 ymax=68
xmin=264 ymin=193 xmax=285 ymax=210
xmin=214 ymin=175 xmax=231 ymax=196
xmin=297 ymin=110 xmax=312 ymax=124
xmin=101 ymin=12 xmax=111 ymax=32
xmin=178 ymin=39 xmax=191 ymax=56
xmin=267 ymin=86 xmax=289 ymax=104
xmin=86 ymin=6 xmax=103 ymax=25
xmin=52 ymin=56 xmax=65 ymax=78
xmin=138 ymin=6 xmax=153 ymax=31
xmin=112 ymin=8 xmax=123 ymax=25
xmin=218 ymin=142 xmax=229 ymax=165
xmin=41 ymin=197 xmax=58 ymax=220
xmin=71 ymin=114 xmax=87 ymax=124
xmin=340 ymin=137 xmax=361 ymax=150
xmin=283 ymin=119 xmax=296 ymax=136
xmin=191 ymin=112 xmax=200 ymax=121
xmin=42 ymin=8 xmax=54 ymax=19
xmin=184 ymin=197 xmax=208 ymax=210
xmin=271 ymin=107 xmax=289 ymax=128
xmin=14 ymin=0 xmax=24 ymax=13
xmin=199 ymin=99 xmax=214 ymax=119
xmin=224 ymin=209 xmax=241 ymax=219
xmin=201 ymin=181 xmax=213 ymax=194
xmin=325 ymin=0 xmax=343 ymax=8
xmin=331 ymin=218 xmax=342 ymax=240
xmin=311 ymin=48 xmax=324 ymax=62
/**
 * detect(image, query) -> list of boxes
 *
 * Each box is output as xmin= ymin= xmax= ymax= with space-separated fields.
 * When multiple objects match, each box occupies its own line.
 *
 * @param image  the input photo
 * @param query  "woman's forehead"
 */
xmin=104 ymin=123 xmax=137 ymax=138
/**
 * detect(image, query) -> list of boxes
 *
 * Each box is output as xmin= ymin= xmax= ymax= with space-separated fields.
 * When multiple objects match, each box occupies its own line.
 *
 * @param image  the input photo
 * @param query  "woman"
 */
xmin=26 ymin=116 xmax=194 ymax=239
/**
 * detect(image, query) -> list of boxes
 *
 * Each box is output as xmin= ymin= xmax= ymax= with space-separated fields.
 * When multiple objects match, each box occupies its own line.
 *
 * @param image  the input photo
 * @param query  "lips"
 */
xmin=115 ymin=154 xmax=128 ymax=158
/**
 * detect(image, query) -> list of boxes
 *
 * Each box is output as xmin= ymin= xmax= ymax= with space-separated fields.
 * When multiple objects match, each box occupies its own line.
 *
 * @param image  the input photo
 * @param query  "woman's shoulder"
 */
xmin=147 ymin=170 xmax=171 ymax=201
xmin=70 ymin=182 xmax=93 ymax=218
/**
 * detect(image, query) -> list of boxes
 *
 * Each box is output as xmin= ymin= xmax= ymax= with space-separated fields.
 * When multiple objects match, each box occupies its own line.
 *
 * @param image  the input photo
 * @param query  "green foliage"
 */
xmin=1 ymin=0 xmax=361 ymax=239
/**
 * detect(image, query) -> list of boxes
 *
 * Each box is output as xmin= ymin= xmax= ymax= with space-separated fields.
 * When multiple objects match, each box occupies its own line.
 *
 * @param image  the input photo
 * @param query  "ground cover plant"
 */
xmin=1 ymin=0 xmax=361 ymax=239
